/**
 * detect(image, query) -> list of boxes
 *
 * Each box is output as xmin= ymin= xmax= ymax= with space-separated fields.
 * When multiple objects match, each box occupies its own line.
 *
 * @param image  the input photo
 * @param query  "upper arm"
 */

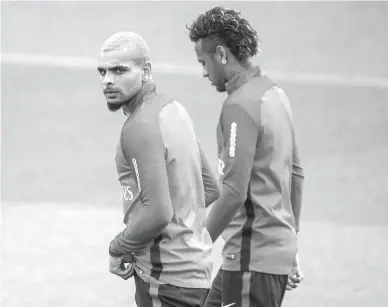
xmin=121 ymin=119 xmax=173 ymax=221
xmin=219 ymin=103 xmax=261 ymax=202
xmin=275 ymin=85 xmax=304 ymax=179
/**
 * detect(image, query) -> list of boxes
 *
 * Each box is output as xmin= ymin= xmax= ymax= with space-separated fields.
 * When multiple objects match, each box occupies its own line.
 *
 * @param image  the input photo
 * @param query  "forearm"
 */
xmin=205 ymin=186 xmax=220 ymax=207
xmin=109 ymin=213 xmax=170 ymax=256
xmin=198 ymin=141 xmax=221 ymax=207
xmin=206 ymin=184 xmax=245 ymax=242
xmin=203 ymin=172 xmax=221 ymax=207
xmin=291 ymin=165 xmax=304 ymax=233
xmin=202 ymin=160 xmax=221 ymax=207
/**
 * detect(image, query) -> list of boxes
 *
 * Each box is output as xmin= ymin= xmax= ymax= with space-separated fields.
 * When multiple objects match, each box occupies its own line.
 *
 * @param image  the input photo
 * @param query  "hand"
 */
xmin=286 ymin=254 xmax=303 ymax=291
xmin=109 ymin=254 xmax=134 ymax=280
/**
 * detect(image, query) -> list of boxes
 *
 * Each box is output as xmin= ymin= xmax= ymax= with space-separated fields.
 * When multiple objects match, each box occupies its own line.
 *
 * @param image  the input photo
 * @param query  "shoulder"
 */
xmin=159 ymin=100 xmax=192 ymax=124
xmin=262 ymin=85 xmax=293 ymax=119
xmin=159 ymin=100 xmax=196 ymax=142
xmin=124 ymin=93 xmax=171 ymax=129
xmin=121 ymin=113 xmax=161 ymax=143
xmin=120 ymin=115 xmax=166 ymax=159
xmin=122 ymin=95 xmax=178 ymax=142
xmin=226 ymin=75 xmax=275 ymax=109
xmin=223 ymin=75 xmax=276 ymax=125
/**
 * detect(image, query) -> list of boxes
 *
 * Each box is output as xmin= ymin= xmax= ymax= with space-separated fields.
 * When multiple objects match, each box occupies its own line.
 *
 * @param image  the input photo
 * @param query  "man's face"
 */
xmin=98 ymin=49 xmax=143 ymax=112
xmin=195 ymin=40 xmax=227 ymax=93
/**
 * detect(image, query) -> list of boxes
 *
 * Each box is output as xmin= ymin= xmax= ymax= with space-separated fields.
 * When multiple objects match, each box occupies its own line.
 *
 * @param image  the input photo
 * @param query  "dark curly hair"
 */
xmin=187 ymin=6 xmax=260 ymax=62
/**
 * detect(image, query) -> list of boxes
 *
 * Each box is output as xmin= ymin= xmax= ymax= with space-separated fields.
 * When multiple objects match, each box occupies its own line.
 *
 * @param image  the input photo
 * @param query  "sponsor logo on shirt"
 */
xmin=132 ymin=158 xmax=141 ymax=191
xmin=121 ymin=185 xmax=134 ymax=201
xmin=218 ymin=159 xmax=225 ymax=176
xmin=229 ymin=122 xmax=237 ymax=158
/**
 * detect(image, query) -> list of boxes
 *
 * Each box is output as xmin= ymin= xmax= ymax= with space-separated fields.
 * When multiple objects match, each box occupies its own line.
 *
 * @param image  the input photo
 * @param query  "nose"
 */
xmin=102 ymin=71 xmax=115 ymax=86
xmin=202 ymin=67 xmax=209 ymax=78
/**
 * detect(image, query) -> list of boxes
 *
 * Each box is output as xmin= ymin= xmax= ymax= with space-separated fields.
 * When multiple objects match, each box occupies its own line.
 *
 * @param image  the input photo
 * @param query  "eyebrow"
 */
xmin=97 ymin=65 xmax=130 ymax=71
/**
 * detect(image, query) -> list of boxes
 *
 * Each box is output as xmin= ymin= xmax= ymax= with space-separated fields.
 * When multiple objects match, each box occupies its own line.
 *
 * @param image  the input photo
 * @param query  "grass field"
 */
xmin=2 ymin=2 xmax=388 ymax=307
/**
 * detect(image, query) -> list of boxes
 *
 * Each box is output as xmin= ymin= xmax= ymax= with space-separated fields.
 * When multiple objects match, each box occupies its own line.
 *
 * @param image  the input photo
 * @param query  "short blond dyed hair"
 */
xmin=100 ymin=31 xmax=150 ymax=66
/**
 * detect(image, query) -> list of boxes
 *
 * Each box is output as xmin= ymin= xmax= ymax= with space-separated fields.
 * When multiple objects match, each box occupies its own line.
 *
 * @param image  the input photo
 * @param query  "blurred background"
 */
xmin=1 ymin=1 xmax=388 ymax=307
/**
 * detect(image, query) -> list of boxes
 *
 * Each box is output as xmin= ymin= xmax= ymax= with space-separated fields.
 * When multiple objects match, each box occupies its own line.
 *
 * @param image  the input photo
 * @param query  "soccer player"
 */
xmin=187 ymin=7 xmax=305 ymax=307
xmin=97 ymin=31 xmax=220 ymax=307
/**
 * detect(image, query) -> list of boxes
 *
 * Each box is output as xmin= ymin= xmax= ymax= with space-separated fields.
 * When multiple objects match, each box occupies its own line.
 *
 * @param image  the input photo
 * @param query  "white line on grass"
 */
xmin=2 ymin=52 xmax=388 ymax=88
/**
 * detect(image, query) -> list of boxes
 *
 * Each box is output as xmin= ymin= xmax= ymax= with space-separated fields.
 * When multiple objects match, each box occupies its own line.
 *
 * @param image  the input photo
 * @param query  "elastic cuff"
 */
xmin=109 ymin=242 xmax=124 ymax=258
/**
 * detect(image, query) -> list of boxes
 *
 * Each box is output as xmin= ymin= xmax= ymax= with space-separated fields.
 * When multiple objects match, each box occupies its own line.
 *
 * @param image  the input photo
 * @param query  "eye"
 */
xmin=198 ymin=59 xmax=205 ymax=67
xmin=115 ymin=68 xmax=123 ymax=74
xmin=98 ymin=69 xmax=106 ymax=76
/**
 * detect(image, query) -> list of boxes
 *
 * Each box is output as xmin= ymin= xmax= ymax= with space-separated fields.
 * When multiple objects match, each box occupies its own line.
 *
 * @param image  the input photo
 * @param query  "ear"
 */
xmin=215 ymin=45 xmax=227 ymax=65
xmin=142 ymin=61 xmax=152 ymax=81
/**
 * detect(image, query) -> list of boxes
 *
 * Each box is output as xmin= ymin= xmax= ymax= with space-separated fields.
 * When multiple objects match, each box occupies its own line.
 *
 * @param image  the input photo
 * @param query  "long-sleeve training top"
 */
xmin=109 ymin=80 xmax=220 ymax=289
xmin=206 ymin=66 xmax=305 ymax=275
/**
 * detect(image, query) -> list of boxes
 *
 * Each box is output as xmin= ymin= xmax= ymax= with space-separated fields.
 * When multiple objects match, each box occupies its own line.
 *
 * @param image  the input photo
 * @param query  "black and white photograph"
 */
xmin=1 ymin=1 xmax=387 ymax=307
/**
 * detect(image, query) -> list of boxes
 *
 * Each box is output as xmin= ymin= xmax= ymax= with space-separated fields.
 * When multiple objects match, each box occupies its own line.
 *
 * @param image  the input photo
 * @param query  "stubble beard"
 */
xmin=107 ymin=100 xmax=127 ymax=112
xmin=215 ymin=83 xmax=226 ymax=93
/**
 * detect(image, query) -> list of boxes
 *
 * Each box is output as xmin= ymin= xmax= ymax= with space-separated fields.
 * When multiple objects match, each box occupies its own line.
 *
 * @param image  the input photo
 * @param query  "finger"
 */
xmin=110 ymin=269 xmax=123 ymax=276
xmin=286 ymin=283 xmax=298 ymax=291
xmin=119 ymin=265 xmax=134 ymax=280
xmin=110 ymin=266 xmax=122 ymax=274
xmin=295 ymin=270 xmax=304 ymax=279
xmin=291 ymin=275 xmax=301 ymax=283
xmin=287 ymin=281 xmax=296 ymax=288
xmin=112 ymin=269 xmax=130 ymax=280
xmin=122 ymin=271 xmax=134 ymax=280
xmin=122 ymin=268 xmax=134 ymax=280
xmin=289 ymin=282 xmax=298 ymax=289
xmin=291 ymin=274 xmax=303 ymax=283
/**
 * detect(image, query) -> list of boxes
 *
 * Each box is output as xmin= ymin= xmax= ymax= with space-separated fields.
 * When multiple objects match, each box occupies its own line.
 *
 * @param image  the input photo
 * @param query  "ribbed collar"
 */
xmin=122 ymin=79 xmax=156 ymax=115
xmin=225 ymin=66 xmax=262 ymax=95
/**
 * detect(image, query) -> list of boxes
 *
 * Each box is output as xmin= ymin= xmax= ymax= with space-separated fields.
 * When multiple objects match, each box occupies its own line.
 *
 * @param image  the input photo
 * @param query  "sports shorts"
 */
xmin=134 ymin=271 xmax=209 ymax=307
xmin=204 ymin=268 xmax=288 ymax=307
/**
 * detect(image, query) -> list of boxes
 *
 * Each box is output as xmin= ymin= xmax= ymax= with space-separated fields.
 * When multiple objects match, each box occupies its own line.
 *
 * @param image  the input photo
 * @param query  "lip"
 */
xmin=104 ymin=90 xmax=117 ymax=94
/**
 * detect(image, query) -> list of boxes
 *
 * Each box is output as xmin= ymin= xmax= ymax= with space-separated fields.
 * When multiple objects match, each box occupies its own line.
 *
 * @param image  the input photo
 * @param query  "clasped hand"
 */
xmin=109 ymin=253 xmax=135 ymax=280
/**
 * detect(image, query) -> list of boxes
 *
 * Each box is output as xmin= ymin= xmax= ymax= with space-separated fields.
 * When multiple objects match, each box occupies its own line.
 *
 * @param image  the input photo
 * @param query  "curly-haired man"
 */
xmin=187 ymin=7 xmax=305 ymax=307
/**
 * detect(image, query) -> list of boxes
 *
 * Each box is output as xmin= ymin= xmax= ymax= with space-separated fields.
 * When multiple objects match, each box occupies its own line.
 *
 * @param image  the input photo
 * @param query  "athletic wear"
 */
xmin=206 ymin=66 xmax=304 ymax=275
xmin=109 ymin=80 xmax=219 ymax=289
xmin=134 ymin=272 xmax=209 ymax=307
xmin=205 ymin=269 xmax=288 ymax=307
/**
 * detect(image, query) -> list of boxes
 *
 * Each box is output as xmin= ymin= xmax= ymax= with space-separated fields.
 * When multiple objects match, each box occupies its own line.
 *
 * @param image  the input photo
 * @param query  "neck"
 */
xmin=226 ymin=60 xmax=254 ymax=82
xmin=122 ymin=79 xmax=155 ymax=115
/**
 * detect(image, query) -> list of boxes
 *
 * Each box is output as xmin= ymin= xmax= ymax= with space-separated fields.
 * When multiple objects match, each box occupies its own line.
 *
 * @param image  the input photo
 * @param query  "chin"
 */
xmin=215 ymin=85 xmax=226 ymax=93
xmin=107 ymin=101 xmax=125 ymax=112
